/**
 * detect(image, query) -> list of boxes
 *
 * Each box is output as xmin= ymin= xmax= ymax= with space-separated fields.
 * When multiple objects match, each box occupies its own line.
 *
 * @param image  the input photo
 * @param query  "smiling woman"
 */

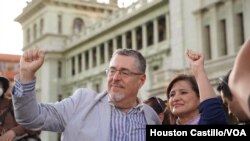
xmin=0 ymin=0 xmax=30 ymax=55
xmin=165 ymin=50 xmax=228 ymax=125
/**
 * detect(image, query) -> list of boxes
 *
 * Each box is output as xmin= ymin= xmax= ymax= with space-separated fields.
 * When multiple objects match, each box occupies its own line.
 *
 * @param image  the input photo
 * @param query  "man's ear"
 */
xmin=139 ymin=74 xmax=146 ymax=88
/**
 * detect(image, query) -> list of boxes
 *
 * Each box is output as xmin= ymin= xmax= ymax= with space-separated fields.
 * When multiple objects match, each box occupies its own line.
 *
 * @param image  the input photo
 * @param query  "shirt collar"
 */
xmin=108 ymin=95 xmax=143 ymax=111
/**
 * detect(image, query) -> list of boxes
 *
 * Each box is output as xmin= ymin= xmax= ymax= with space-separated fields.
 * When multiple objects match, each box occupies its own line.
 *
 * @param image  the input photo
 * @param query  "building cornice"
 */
xmin=15 ymin=0 xmax=45 ymax=23
xmin=193 ymin=0 xmax=229 ymax=15
xmin=65 ymin=0 xmax=166 ymax=51
xmin=15 ymin=0 xmax=118 ymax=24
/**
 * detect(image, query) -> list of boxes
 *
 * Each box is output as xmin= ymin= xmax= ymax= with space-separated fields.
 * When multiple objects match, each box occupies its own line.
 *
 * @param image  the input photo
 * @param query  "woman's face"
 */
xmin=168 ymin=80 xmax=200 ymax=117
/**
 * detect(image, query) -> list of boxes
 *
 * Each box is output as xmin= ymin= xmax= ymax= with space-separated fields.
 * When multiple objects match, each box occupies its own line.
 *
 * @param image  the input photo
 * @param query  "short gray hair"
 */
xmin=112 ymin=49 xmax=146 ymax=73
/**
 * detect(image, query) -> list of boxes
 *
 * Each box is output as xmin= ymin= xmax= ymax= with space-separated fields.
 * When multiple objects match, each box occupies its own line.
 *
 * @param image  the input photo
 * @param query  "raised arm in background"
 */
xmin=186 ymin=49 xmax=217 ymax=103
xmin=229 ymin=38 xmax=250 ymax=118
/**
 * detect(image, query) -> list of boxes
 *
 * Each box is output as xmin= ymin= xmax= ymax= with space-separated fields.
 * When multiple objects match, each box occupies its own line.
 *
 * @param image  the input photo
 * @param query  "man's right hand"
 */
xmin=20 ymin=48 xmax=45 ymax=83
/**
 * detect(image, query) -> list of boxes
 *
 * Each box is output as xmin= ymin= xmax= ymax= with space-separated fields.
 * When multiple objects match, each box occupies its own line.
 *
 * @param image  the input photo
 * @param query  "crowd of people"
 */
xmin=0 ymin=38 xmax=249 ymax=140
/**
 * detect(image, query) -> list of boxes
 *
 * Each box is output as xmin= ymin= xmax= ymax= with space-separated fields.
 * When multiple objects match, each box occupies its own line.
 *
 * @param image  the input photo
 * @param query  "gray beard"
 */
xmin=109 ymin=92 xmax=125 ymax=102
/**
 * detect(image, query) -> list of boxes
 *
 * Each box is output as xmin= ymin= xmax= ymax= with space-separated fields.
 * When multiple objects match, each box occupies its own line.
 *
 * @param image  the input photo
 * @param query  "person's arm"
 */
xmin=229 ymin=38 xmax=250 ymax=118
xmin=0 ymin=130 xmax=16 ymax=141
xmin=0 ymin=126 xmax=40 ymax=141
xmin=19 ymin=48 xmax=45 ymax=83
xmin=11 ymin=48 xmax=45 ymax=129
xmin=186 ymin=49 xmax=216 ymax=103
xmin=10 ymin=126 xmax=30 ymax=136
xmin=12 ymin=48 xmax=77 ymax=132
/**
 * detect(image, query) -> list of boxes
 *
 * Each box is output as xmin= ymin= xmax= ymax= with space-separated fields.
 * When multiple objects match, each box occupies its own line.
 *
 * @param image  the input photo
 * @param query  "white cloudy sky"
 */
xmin=0 ymin=0 xmax=29 ymax=55
xmin=0 ymin=0 xmax=137 ymax=55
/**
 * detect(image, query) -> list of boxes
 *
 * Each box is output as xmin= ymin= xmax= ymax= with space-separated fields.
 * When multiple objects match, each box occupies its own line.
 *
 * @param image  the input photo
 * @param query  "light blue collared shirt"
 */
xmin=110 ymin=104 xmax=147 ymax=141
xmin=12 ymin=76 xmax=36 ymax=97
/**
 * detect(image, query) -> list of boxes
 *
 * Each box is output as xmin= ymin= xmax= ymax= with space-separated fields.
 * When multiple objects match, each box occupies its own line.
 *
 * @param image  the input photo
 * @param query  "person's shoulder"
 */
xmin=73 ymin=88 xmax=97 ymax=96
xmin=72 ymin=88 xmax=105 ymax=100
xmin=143 ymin=103 xmax=156 ymax=113
xmin=199 ymin=97 xmax=222 ymax=110
xmin=200 ymin=97 xmax=220 ymax=105
xmin=79 ymin=88 xmax=98 ymax=94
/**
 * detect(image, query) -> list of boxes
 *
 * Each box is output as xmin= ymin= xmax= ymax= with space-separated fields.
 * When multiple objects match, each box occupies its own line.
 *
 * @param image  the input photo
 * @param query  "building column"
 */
xmin=96 ymin=46 xmax=100 ymax=66
xmin=82 ymin=52 xmax=86 ymax=71
xmin=210 ymin=5 xmax=219 ymax=59
xmin=132 ymin=28 xmax=137 ymax=50
xmin=142 ymin=24 xmax=147 ymax=49
xmin=244 ymin=0 xmax=250 ymax=39
xmin=75 ymin=55 xmax=79 ymax=74
xmin=104 ymin=42 xmax=109 ymax=63
xmin=122 ymin=33 xmax=126 ymax=49
xmin=226 ymin=0 xmax=236 ymax=54
xmin=88 ymin=50 xmax=92 ymax=69
xmin=195 ymin=12 xmax=203 ymax=54
xmin=66 ymin=58 xmax=70 ymax=77
xmin=153 ymin=18 xmax=158 ymax=45
xmin=113 ymin=37 xmax=117 ymax=52
xmin=166 ymin=13 xmax=170 ymax=41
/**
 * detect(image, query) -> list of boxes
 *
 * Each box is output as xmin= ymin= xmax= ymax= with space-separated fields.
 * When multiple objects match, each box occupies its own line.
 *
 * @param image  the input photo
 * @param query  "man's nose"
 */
xmin=112 ymin=70 xmax=122 ymax=79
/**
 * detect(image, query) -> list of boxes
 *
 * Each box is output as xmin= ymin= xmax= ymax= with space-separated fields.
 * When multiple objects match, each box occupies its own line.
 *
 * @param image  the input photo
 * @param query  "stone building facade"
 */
xmin=15 ymin=0 xmax=250 ymax=140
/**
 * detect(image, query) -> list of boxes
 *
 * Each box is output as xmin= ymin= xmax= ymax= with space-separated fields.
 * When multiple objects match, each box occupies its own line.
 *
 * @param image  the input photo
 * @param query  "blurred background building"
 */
xmin=0 ymin=54 xmax=20 ymax=97
xmin=14 ymin=0 xmax=249 ymax=140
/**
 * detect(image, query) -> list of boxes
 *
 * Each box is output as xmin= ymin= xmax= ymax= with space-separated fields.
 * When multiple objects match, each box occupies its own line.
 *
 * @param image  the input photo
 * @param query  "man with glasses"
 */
xmin=11 ymin=48 xmax=161 ymax=141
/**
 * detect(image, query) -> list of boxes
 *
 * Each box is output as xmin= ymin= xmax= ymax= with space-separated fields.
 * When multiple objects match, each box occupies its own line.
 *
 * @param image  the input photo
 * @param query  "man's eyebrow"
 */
xmin=109 ymin=67 xmax=129 ymax=70
xmin=116 ymin=67 xmax=130 ymax=71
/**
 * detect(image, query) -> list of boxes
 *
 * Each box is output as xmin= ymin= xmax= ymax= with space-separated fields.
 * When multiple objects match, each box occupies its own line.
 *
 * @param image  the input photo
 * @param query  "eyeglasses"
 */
xmin=105 ymin=67 xmax=143 ymax=77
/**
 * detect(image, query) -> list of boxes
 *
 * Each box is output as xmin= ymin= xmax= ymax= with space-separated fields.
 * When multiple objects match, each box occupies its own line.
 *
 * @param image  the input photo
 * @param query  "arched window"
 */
xmin=73 ymin=18 xmax=84 ymax=34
